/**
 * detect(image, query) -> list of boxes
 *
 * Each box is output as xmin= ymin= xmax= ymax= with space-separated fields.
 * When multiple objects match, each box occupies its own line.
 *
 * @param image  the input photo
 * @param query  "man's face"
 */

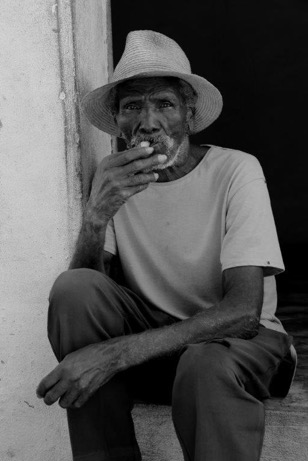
xmin=115 ymin=77 xmax=192 ymax=170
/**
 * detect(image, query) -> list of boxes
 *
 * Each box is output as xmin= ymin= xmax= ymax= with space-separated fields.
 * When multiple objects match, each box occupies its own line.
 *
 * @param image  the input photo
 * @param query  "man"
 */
xmin=37 ymin=31 xmax=296 ymax=461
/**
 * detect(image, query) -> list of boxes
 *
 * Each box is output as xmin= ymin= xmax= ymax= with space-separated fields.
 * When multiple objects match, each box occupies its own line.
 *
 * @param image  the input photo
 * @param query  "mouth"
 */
xmin=131 ymin=136 xmax=162 ymax=148
xmin=143 ymin=137 xmax=158 ymax=146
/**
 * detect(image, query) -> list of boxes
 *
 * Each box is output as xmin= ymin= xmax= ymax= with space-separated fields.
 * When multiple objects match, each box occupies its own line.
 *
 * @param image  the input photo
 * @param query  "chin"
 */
xmin=141 ymin=150 xmax=177 ymax=173
xmin=159 ymin=140 xmax=188 ymax=170
xmin=155 ymin=154 xmax=178 ymax=170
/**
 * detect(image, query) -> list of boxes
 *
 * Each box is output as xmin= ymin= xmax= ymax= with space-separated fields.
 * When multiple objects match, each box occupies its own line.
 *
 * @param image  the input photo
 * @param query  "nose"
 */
xmin=138 ymin=107 xmax=161 ymax=135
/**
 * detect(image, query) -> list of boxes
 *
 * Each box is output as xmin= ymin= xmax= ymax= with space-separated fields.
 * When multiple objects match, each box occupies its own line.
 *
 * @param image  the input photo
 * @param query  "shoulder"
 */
xmin=205 ymin=145 xmax=265 ymax=184
xmin=207 ymin=145 xmax=262 ymax=169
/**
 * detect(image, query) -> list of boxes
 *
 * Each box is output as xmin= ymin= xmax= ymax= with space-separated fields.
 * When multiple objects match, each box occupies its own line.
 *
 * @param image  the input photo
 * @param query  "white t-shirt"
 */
xmin=104 ymin=145 xmax=286 ymax=332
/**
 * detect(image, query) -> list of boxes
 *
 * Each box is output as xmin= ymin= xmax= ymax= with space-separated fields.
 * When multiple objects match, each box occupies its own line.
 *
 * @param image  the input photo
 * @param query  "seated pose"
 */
xmin=37 ymin=30 xmax=296 ymax=461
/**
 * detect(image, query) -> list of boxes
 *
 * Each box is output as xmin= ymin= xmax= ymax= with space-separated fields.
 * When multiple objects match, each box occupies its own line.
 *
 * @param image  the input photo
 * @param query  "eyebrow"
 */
xmin=120 ymin=92 xmax=179 ymax=105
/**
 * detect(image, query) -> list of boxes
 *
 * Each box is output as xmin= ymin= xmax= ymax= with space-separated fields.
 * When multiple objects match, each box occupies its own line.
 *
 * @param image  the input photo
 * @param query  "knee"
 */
xmin=175 ymin=343 xmax=239 ymax=389
xmin=50 ymin=268 xmax=105 ymax=299
xmin=49 ymin=268 xmax=109 ymax=317
xmin=48 ymin=269 xmax=126 ymax=338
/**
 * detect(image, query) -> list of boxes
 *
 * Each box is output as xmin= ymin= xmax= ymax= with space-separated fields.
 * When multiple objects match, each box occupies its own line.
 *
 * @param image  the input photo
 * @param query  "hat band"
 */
xmin=112 ymin=61 xmax=191 ymax=82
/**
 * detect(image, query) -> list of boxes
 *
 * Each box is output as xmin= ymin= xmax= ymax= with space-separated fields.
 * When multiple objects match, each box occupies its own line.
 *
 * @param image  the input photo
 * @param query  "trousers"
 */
xmin=48 ymin=268 xmax=293 ymax=461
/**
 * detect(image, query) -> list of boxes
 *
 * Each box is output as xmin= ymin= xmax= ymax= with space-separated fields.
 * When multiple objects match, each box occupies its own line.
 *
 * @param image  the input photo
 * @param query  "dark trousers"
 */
xmin=48 ymin=268 xmax=293 ymax=461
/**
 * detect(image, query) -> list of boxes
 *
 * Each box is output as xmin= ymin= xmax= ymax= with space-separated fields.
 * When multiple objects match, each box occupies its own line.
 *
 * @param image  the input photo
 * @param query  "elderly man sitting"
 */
xmin=37 ymin=30 xmax=295 ymax=461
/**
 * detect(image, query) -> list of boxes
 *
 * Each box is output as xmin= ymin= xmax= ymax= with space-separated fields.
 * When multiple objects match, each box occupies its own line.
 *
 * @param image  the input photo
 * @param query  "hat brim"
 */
xmin=81 ymin=71 xmax=223 ymax=136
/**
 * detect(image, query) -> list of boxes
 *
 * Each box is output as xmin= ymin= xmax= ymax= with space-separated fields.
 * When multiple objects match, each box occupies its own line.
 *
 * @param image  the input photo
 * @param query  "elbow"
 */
xmin=239 ymin=310 xmax=261 ymax=339
xmin=235 ymin=286 xmax=263 ymax=340
xmin=245 ymin=314 xmax=260 ymax=339
xmin=247 ymin=292 xmax=263 ymax=338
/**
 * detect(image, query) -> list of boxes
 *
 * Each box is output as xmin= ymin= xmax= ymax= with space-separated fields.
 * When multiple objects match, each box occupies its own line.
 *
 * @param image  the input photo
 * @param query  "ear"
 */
xmin=185 ymin=108 xmax=194 ymax=134
xmin=112 ymin=115 xmax=123 ymax=138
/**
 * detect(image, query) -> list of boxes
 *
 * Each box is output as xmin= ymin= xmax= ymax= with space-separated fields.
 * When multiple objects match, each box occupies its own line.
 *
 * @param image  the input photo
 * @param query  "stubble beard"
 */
xmin=125 ymin=133 xmax=189 ymax=171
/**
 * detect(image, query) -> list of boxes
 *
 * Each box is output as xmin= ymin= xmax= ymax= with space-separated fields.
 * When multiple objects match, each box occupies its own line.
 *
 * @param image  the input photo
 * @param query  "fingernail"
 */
xmin=158 ymin=154 xmax=167 ymax=163
xmin=140 ymin=141 xmax=150 ymax=147
xmin=145 ymin=147 xmax=154 ymax=154
xmin=154 ymin=173 xmax=159 ymax=181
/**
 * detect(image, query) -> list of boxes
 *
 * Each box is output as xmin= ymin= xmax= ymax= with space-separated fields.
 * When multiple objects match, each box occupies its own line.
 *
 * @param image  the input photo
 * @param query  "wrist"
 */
xmin=83 ymin=207 xmax=109 ymax=234
xmin=98 ymin=338 xmax=130 ymax=374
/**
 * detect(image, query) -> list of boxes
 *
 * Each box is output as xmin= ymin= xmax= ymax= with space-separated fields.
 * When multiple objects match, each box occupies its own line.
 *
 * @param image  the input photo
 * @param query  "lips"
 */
xmin=131 ymin=136 xmax=163 ymax=148
xmin=143 ymin=137 xmax=158 ymax=146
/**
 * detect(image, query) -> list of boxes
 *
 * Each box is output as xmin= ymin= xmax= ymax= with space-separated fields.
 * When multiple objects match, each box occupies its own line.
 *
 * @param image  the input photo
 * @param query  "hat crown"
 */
xmin=111 ymin=30 xmax=192 ymax=82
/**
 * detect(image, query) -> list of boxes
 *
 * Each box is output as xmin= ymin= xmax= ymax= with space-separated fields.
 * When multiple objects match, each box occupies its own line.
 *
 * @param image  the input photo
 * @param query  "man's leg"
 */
xmin=48 ymin=268 xmax=176 ymax=461
xmin=172 ymin=327 xmax=292 ymax=461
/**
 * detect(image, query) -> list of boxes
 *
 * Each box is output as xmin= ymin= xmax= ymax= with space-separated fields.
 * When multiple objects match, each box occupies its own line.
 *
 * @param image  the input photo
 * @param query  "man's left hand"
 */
xmin=36 ymin=340 xmax=122 ymax=409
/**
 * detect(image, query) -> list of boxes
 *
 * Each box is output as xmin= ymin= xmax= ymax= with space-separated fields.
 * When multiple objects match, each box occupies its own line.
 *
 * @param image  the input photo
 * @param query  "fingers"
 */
xmin=36 ymin=367 xmax=61 ymax=399
xmin=106 ymin=139 xmax=168 ymax=174
xmin=104 ymin=173 xmax=157 ymax=202
xmin=58 ymin=388 xmax=80 ymax=409
xmin=121 ymin=184 xmax=150 ymax=199
xmin=69 ymin=373 xmax=112 ymax=409
xmin=120 ymin=153 xmax=167 ymax=176
xmin=72 ymin=393 xmax=90 ymax=409
xmin=42 ymin=380 xmax=68 ymax=406
xmin=121 ymin=171 xmax=159 ymax=187
xmin=37 ymin=372 xmax=80 ymax=408
xmin=109 ymin=144 xmax=155 ymax=168
xmin=93 ymin=144 xmax=166 ymax=184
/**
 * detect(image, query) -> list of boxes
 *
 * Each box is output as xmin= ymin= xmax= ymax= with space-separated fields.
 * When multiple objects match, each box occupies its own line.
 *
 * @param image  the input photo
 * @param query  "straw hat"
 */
xmin=81 ymin=30 xmax=223 ymax=136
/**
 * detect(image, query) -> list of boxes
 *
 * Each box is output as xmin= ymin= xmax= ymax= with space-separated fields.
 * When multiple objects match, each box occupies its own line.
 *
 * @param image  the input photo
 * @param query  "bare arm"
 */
xmin=69 ymin=218 xmax=111 ymax=273
xmin=37 ymin=265 xmax=263 ymax=408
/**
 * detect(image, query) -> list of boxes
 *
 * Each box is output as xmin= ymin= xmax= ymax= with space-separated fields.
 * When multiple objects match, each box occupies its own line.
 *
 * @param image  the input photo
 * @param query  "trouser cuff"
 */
xmin=74 ymin=446 xmax=141 ymax=461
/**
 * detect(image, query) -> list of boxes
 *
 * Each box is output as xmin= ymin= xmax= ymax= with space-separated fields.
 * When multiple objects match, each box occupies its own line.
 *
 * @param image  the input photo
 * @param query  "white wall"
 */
xmin=0 ymin=1 xmax=82 ymax=459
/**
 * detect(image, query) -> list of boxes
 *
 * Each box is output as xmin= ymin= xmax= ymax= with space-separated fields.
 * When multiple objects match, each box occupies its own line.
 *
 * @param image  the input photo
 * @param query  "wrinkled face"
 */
xmin=115 ymin=77 xmax=193 ymax=170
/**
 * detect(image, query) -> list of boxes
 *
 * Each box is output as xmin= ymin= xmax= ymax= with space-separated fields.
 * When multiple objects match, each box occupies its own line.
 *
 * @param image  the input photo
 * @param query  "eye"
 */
xmin=160 ymin=101 xmax=173 ymax=108
xmin=123 ymin=103 xmax=140 ymax=111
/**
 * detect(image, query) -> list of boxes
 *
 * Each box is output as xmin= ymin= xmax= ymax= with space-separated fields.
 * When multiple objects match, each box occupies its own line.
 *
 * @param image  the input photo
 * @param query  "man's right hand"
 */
xmin=85 ymin=142 xmax=166 ymax=226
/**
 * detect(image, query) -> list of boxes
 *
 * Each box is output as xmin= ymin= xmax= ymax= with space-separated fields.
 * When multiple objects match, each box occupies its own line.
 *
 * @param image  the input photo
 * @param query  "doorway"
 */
xmin=111 ymin=0 xmax=308 ymax=301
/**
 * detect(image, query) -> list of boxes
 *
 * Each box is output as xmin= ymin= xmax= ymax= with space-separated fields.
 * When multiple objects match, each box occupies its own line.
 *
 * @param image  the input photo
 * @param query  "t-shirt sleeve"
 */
xmin=103 ymin=218 xmax=118 ymax=255
xmin=221 ymin=157 xmax=284 ymax=276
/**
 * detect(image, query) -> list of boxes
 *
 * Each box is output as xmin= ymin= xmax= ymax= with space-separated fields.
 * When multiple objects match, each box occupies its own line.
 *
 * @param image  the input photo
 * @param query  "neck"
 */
xmin=155 ymin=142 xmax=208 ymax=182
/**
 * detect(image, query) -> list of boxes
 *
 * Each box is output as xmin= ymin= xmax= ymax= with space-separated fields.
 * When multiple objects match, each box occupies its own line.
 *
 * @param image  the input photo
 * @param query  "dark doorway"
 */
xmin=111 ymin=0 xmax=308 ymax=302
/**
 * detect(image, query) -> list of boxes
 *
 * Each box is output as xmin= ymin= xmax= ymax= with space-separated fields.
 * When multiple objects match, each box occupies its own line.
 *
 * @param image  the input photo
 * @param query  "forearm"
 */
xmin=104 ymin=295 xmax=260 ymax=374
xmin=69 ymin=211 xmax=109 ymax=272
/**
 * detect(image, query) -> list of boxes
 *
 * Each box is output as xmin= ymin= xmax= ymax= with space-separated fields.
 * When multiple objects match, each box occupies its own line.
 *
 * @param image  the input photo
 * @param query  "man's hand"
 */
xmin=36 ymin=340 xmax=124 ymax=409
xmin=86 ymin=142 xmax=166 ymax=226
